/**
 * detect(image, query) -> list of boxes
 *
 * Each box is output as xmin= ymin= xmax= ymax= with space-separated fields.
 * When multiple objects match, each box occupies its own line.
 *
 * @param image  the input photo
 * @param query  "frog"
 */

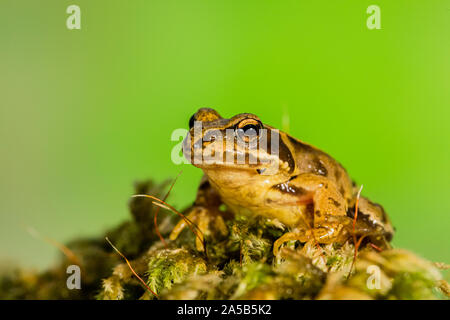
xmin=169 ymin=108 xmax=394 ymax=255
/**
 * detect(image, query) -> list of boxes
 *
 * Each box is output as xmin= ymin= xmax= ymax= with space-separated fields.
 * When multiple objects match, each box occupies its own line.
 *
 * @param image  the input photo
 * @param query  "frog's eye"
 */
xmin=237 ymin=119 xmax=261 ymax=133
xmin=189 ymin=114 xmax=196 ymax=129
xmin=241 ymin=124 xmax=259 ymax=135
xmin=236 ymin=119 xmax=262 ymax=142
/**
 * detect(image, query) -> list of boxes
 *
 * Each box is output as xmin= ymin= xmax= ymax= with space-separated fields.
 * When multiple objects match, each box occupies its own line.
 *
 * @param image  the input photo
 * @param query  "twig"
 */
xmin=105 ymin=237 xmax=158 ymax=297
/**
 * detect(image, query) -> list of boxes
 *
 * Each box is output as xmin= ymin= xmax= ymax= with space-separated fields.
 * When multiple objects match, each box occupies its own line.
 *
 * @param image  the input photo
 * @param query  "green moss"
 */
xmin=231 ymin=262 xmax=273 ymax=298
xmin=389 ymin=272 xmax=438 ymax=300
xmin=146 ymin=247 xmax=208 ymax=295
xmin=1 ymin=179 xmax=448 ymax=300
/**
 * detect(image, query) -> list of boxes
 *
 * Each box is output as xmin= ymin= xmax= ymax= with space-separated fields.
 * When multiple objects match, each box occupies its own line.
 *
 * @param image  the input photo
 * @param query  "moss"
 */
xmin=0 ymin=239 xmax=119 ymax=300
xmin=1 ymin=179 xmax=448 ymax=300
xmin=231 ymin=262 xmax=273 ymax=299
xmin=389 ymin=272 xmax=437 ymax=300
xmin=146 ymin=247 xmax=209 ymax=295
xmin=318 ymin=249 xmax=446 ymax=300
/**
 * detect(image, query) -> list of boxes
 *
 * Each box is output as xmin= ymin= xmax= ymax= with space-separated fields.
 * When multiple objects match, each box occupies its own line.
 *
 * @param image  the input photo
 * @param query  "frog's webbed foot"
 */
xmin=273 ymin=230 xmax=304 ymax=257
xmin=273 ymin=225 xmax=346 ymax=256
xmin=322 ymin=213 xmax=392 ymax=250
xmin=169 ymin=206 xmax=228 ymax=251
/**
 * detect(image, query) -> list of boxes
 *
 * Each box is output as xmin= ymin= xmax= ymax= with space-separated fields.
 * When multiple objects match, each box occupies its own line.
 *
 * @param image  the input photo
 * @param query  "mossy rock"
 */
xmin=1 ymin=180 xmax=448 ymax=300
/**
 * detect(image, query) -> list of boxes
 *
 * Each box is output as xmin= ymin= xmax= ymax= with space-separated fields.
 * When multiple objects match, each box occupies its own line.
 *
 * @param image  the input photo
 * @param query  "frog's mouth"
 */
xmin=185 ymin=148 xmax=267 ymax=170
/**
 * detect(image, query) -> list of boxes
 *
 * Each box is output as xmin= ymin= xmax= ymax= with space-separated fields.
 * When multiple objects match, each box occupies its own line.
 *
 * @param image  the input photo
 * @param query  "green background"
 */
xmin=1 ymin=1 xmax=449 ymax=270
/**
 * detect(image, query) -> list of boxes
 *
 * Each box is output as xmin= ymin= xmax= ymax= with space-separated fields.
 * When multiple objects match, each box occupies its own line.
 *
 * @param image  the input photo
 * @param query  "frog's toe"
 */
xmin=273 ymin=225 xmax=348 ymax=256
xmin=194 ymin=208 xmax=229 ymax=251
xmin=169 ymin=206 xmax=228 ymax=252
xmin=273 ymin=231 xmax=305 ymax=257
xmin=169 ymin=207 xmax=200 ymax=241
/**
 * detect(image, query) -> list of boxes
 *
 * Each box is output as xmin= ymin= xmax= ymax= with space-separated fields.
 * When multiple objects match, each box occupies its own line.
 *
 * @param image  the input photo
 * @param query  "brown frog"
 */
xmin=170 ymin=108 xmax=394 ymax=255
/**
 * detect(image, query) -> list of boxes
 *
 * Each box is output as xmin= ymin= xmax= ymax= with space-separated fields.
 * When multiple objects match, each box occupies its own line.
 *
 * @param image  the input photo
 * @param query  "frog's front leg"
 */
xmin=272 ymin=174 xmax=350 ymax=255
xmin=169 ymin=176 xmax=229 ymax=251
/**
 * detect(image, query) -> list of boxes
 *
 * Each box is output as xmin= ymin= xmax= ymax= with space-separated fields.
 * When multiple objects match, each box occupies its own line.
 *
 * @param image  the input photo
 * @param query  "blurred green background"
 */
xmin=0 ymin=1 xmax=449 ymax=270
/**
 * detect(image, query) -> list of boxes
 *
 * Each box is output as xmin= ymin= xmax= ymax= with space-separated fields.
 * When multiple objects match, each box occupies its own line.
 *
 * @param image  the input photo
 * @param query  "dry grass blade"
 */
xmin=348 ymin=185 xmax=363 ymax=278
xmin=153 ymin=171 xmax=183 ymax=247
xmin=131 ymin=194 xmax=206 ymax=251
xmin=24 ymin=225 xmax=80 ymax=266
xmin=105 ymin=237 xmax=158 ymax=297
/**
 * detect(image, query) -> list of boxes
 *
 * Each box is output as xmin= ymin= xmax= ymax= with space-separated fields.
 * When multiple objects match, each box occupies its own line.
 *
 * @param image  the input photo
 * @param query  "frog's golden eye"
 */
xmin=236 ymin=119 xmax=262 ymax=142
xmin=237 ymin=119 xmax=261 ymax=132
